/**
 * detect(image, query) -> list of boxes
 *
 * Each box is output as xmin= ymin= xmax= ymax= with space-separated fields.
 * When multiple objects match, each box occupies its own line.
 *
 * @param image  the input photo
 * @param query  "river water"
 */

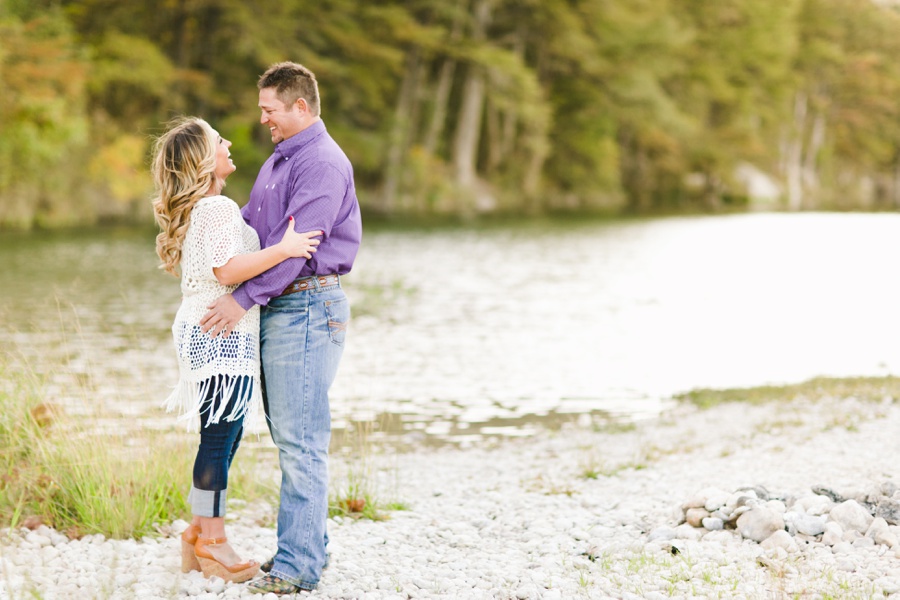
xmin=2 ymin=212 xmax=900 ymax=448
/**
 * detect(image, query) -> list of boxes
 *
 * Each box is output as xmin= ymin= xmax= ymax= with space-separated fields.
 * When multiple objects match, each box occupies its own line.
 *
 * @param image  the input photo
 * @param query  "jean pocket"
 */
xmin=324 ymin=297 xmax=349 ymax=346
xmin=265 ymin=293 xmax=309 ymax=314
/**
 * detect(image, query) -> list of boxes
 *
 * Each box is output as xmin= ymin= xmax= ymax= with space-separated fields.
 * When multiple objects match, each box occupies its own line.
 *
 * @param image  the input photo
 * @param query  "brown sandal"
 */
xmin=180 ymin=524 xmax=202 ymax=573
xmin=194 ymin=537 xmax=260 ymax=583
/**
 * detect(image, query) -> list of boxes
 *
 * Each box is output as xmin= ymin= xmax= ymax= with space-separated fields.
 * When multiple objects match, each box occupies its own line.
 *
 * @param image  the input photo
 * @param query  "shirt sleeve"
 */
xmin=197 ymin=198 xmax=246 ymax=275
xmin=232 ymin=161 xmax=346 ymax=309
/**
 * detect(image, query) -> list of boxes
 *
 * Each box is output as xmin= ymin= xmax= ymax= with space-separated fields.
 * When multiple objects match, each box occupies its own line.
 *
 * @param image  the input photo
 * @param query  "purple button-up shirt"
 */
xmin=232 ymin=120 xmax=362 ymax=310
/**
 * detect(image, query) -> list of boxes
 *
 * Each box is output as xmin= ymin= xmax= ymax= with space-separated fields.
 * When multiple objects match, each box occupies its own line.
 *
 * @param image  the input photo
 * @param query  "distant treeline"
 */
xmin=2 ymin=0 xmax=900 ymax=228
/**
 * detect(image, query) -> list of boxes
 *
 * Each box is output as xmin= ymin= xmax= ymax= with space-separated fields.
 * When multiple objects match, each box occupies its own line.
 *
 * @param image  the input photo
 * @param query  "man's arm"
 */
xmin=213 ymin=219 xmax=321 ymax=286
xmin=202 ymin=161 xmax=347 ymax=337
xmin=230 ymin=160 xmax=347 ymax=309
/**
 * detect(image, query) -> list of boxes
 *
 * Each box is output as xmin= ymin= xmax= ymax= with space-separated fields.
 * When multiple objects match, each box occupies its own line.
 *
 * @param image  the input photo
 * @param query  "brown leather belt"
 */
xmin=279 ymin=274 xmax=340 ymax=297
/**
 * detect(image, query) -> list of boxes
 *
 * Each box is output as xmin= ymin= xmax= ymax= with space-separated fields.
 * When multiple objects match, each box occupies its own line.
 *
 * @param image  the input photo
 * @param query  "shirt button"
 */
xmin=257 ymin=207 xmax=261 ymax=212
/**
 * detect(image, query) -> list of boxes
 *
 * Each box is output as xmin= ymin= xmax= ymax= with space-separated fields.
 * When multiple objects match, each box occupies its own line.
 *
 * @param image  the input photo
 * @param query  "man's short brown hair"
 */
xmin=258 ymin=62 xmax=320 ymax=116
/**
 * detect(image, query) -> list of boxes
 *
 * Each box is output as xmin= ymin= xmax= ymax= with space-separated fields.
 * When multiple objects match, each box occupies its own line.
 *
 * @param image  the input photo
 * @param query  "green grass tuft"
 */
xmin=675 ymin=375 xmax=900 ymax=409
xmin=0 ymin=358 xmax=194 ymax=538
xmin=0 ymin=355 xmax=282 ymax=540
xmin=328 ymin=423 xmax=408 ymax=521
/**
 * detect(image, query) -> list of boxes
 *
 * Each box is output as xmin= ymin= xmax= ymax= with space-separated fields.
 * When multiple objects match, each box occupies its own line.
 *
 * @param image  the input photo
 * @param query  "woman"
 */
xmin=151 ymin=117 xmax=321 ymax=583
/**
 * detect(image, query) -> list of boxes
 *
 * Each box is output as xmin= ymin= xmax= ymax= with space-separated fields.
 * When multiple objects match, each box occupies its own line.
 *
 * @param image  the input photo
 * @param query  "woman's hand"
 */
xmin=213 ymin=217 xmax=322 ymax=286
xmin=278 ymin=217 xmax=322 ymax=259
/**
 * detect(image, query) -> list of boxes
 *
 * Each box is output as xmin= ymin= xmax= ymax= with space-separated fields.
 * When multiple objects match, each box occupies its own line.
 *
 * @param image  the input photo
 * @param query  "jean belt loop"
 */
xmin=311 ymin=276 xmax=322 ymax=292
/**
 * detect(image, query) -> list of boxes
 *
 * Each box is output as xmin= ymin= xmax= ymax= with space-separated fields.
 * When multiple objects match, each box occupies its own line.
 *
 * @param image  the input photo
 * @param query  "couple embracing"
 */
xmin=151 ymin=61 xmax=361 ymax=595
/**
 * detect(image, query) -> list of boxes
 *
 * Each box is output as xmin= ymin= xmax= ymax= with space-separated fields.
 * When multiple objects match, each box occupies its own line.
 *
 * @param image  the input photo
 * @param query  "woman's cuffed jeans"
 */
xmin=188 ymin=374 xmax=249 ymax=518
xmin=260 ymin=281 xmax=349 ymax=590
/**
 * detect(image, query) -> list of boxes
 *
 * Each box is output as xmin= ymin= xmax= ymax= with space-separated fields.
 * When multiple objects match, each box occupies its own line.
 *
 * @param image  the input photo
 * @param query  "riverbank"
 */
xmin=4 ymin=388 xmax=900 ymax=599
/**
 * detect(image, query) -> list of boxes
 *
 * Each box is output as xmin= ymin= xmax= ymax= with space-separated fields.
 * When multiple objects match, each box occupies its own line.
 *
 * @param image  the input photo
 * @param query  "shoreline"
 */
xmin=4 ymin=393 xmax=900 ymax=599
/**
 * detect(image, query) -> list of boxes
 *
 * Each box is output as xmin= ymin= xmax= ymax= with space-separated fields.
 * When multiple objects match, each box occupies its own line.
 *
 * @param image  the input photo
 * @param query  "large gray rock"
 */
xmin=876 ymin=498 xmax=900 ymax=525
xmin=812 ymin=485 xmax=844 ymax=503
xmin=830 ymin=500 xmax=874 ymax=534
xmin=737 ymin=507 xmax=785 ymax=543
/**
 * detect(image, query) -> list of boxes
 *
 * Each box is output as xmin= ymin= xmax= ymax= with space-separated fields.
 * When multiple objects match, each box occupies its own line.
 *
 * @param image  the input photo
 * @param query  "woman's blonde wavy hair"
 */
xmin=151 ymin=117 xmax=223 ymax=276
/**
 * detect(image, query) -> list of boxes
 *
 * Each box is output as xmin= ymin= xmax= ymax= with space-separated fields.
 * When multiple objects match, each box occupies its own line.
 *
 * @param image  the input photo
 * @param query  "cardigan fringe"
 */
xmin=163 ymin=374 xmax=261 ymax=433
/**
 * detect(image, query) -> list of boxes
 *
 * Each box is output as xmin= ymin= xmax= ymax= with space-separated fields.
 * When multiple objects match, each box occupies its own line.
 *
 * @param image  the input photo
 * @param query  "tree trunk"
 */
xmin=452 ymin=0 xmax=493 ymax=192
xmin=423 ymin=0 xmax=464 ymax=157
xmin=520 ymin=36 xmax=548 ymax=211
xmin=453 ymin=69 xmax=485 ymax=189
xmin=503 ymin=22 xmax=526 ymax=161
xmin=892 ymin=150 xmax=900 ymax=208
xmin=485 ymin=97 xmax=502 ymax=175
xmin=485 ymin=20 xmax=525 ymax=179
xmin=619 ymin=128 xmax=652 ymax=212
xmin=522 ymin=137 xmax=548 ymax=208
xmin=423 ymin=59 xmax=456 ymax=158
xmin=785 ymin=91 xmax=807 ymax=211
xmin=801 ymin=110 xmax=825 ymax=208
xmin=381 ymin=48 xmax=423 ymax=214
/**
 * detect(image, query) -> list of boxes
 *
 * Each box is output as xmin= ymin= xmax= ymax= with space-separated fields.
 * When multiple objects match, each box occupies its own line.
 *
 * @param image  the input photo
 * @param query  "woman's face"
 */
xmin=211 ymin=129 xmax=236 ymax=182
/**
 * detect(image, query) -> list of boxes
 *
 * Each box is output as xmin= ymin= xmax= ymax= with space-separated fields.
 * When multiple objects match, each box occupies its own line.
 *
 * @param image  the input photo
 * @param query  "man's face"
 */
xmin=258 ymin=87 xmax=304 ymax=144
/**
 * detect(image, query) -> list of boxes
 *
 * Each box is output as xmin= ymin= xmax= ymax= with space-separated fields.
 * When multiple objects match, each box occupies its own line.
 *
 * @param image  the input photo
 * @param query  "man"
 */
xmin=200 ymin=61 xmax=362 ymax=595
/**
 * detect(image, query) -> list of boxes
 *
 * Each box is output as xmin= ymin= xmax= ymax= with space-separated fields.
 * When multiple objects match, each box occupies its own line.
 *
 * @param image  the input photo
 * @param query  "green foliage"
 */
xmin=0 ymin=359 xmax=192 ymax=538
xmin=87 ymin=31 xmax=177 ymax=123
xmin=662 ymin=0 xmax=801 ymax=206
xmin=0 ymin=7 xmax=90 ymax=228
xmin=6 ymin=0 xmax=900 ymax=227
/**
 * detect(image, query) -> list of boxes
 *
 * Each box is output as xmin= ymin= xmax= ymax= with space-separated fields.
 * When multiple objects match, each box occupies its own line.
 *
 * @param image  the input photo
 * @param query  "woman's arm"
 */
xmin=213 ymin=217 xmax=321 ymax=286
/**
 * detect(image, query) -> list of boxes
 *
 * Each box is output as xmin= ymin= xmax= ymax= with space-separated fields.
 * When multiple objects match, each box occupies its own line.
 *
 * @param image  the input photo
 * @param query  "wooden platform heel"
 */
xmin=180 ymin=524 xmax=202 ymax=573
xmin=194 ymin=537 xmax=260 ymax=583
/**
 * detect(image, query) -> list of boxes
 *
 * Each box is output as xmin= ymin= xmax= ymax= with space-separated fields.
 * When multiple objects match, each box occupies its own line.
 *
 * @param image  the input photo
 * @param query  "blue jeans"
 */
xmin=189 ymin=374 xmax=249 ymax=517
xmin=260 ymin=281 xmax=349 ymax=589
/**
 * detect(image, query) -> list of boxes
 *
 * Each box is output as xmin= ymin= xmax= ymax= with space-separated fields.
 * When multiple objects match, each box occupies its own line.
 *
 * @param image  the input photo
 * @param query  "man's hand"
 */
xmin=200 ymin=293 xmax=248 ymax=338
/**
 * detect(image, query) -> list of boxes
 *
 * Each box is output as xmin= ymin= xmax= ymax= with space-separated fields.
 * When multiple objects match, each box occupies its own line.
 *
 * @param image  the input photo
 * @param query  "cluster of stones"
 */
xmin=651 ymin=482 xmax=900 ymax=557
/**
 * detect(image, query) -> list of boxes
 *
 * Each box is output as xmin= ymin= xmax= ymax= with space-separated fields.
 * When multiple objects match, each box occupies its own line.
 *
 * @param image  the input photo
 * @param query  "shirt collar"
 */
xmin=274 ymin=120 xmax=326 ymax=160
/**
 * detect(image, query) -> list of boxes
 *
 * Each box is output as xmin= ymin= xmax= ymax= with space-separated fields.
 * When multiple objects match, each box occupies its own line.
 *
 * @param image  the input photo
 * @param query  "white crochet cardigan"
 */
xmin=164 ymin=195 xmax=262 ymax=431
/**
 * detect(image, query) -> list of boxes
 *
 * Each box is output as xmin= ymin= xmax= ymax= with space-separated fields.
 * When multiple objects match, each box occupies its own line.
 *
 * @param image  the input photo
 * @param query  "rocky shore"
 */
xmin=3 ymin=393 xmax=900 ymax=599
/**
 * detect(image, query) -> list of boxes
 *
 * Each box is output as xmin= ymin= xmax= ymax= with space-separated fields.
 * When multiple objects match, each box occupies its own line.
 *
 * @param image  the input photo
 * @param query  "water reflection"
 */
xmin=2 ymin=213 xmax=900 ymax=448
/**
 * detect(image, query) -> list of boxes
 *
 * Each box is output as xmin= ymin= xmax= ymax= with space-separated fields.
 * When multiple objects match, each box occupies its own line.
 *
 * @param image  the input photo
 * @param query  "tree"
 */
xmin=0 ymin=7 xmax=90 ymax=228
xmin=671 ymin=0 xmax=800 ymax=209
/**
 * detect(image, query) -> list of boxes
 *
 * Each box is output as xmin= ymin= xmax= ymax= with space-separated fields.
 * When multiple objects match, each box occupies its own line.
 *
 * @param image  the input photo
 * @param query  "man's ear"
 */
xmin=295 ymin=98 xmax=308 ymax=113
